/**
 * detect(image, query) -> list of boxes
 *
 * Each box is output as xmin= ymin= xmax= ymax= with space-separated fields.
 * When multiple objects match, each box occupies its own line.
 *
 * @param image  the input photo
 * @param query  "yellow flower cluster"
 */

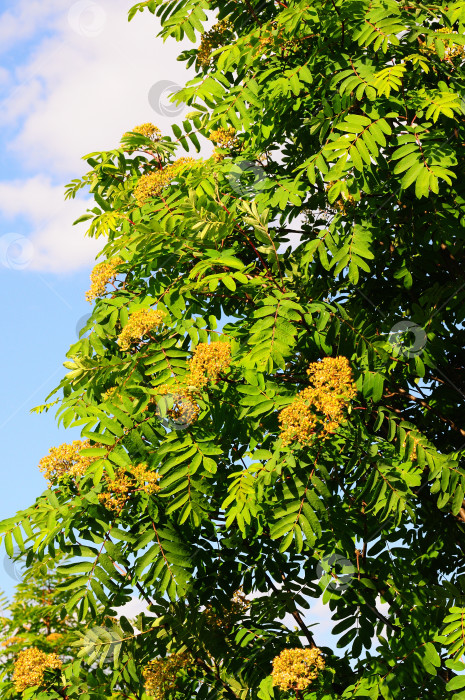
xmin=144 ymin=652 xmax=191 ymax=700
xmin=271 ymin=648 xmax=325 ymax=691
xmin=46 ymin=633 xmax=63 ymax=643
xmin=133 ymin=158 xmax=195 ymax=206
xmin=212 ymin=149 xmax=225 ymax=163
xmin=38 ymin=440 xmax=95 ymax=484
xmin=186 ymin=342 xmax=231 ymax=389
xmin=210 ymin=127 xmax=239 ymax=162
xmin=131 ymin=462 xmax=162 ymax=495
xmin=12 ymin=647 xmax=62 ymax=692
xmin=98 ymin=473 xmax=133 ymax=512
xmin=420 ymin=28 xmax=465 ymax=61
xmin=85 ymin=257 xmax=123 ymax=302
xmin=134 ymin=170 xmax=170 ymax=205
xmin=101 ymin=386 xmax=123 ymax=403
xmin=279 ymin=356 xmax=357 ymax=446
xmin=336 ymin=196 xmax=356 ymax=214
xmin=1 ymin=635 xmax=24 ymax=648
xmin=98 ymin=463 xmax=161 ymax=512
xmin=325 ymin=182 xmax=356 ymax=215
xmin=118 ymin=308 xmax=165 ymax=351
xmin=257 ymin=34 xmax=274 ymax=52
xmin=197 ymin=20 xmax=232 ymax=67
xmin=203 ymin=589 xmax=250 ymax=631
xmin=253 ymin=27 xmax=300 ymax=58
xmin=155 ymin=383 xmax=200 ymax=427
xmin=209 ymin=127 xmax=238 ymax=149
xmin=124 ymin=123 xmax=162 ymax=141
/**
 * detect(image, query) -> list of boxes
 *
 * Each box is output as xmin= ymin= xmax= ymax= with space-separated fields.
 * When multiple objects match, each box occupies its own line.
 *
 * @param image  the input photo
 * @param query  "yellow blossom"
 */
xmin=212 ymin=149 xmax=225 ymax=162
xmin=101 ymin=386 xmax=123 ymax=403
xmin=85 ymin=257 xmax=123 ymax=302
xmin=209 ymin=127 xmax=238 ymax=150
xmin=124 ymin=123 xmax=161 ymax=141
xmin=1 ymin=635 xmax=24 ymax=647
xmin=197 ymin=20 xmax=232 ymax=68
xmin=46 ymin=633 xmax=63 ymax=643
xmin=186 ymin=342 xmax=231 ymax=389
xmin=419 ymin=28 xmax=465 ymax=61
xmin=98 ymin=464 xmax=161 ymax=512
xmin=38 ymin=440 xmax=96 ymax=484
xmin=279 ymin=356 xmax=357 ymax=446
xmin=118 ymin=308 xmax=165 ymax=351
xmin=325 ymin=182 xmax=356 ymax=215
xmin=203 ymin=589 xmax=250 ymax=631
xmin=12 ymin=647 xmax=62 ymax=692
xmin=272 ymin=647 xmax=325 ymax=691
xmin=130 ymin=462 xmax=161 ymax=495
xmin=252 ymin=26 xmax=300 ymax=59
xmin=143 ymin=652 xmax=191 ymax=700
xmin=155 ymin=383 xmax=200 ymax=427
xmin=133 ymin=158 xmax=196 ymax=206
xmin=98 ymin=472 xmax=133 ymax=512
xmin=134 ymin=171 xmax=171 ymax=205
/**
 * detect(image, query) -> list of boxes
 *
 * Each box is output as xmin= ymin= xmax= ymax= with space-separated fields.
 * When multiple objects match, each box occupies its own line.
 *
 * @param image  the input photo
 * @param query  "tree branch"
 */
xmin=365 ymin=603 xmax=401 ymax=633
xmin=384 ymin=385 xmax=465 ymax=437
xmin=265 ymin=575 xmax=316 ymax=648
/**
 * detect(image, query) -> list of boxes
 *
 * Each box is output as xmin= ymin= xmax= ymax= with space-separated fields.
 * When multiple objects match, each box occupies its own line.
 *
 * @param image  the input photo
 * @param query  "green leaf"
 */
xmin=447 ymin=677 xmax=465 ymax=691
xmin=57 ymin=562 xmax=94 ymax=575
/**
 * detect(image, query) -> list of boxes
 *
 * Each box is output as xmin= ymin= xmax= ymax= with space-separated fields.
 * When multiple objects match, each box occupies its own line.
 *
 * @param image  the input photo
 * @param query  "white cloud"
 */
xmin=0 ymin=0 xmax=63 ymax=54
xmin=0 ymin=0 xmax=199 ymax=272
xmin=116 ymin=596 xmax=154 ymax=620
xmin=0 ymin=175 xmax=100 ymax=272
xmin=2 ymin=0 xmax=195 ymax=176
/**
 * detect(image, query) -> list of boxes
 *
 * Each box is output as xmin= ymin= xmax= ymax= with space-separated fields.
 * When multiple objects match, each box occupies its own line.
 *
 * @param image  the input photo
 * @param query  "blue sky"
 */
xmin=0 ymin=0 xmax=196 ymax=598
xmin=0 ymin=267 xmax=90 ymax=526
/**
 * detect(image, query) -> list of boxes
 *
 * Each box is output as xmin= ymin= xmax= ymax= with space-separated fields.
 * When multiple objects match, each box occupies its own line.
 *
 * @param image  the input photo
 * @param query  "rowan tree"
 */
xmin=0 ymin=562 xmax=80 ymax=699
xmin=1 ymin=0 xmax=465 ymax=698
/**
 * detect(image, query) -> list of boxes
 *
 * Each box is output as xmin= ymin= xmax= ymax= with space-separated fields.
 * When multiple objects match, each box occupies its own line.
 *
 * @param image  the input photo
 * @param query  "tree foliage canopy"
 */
xmin=2 ymin=0 xmax=465 ymax=697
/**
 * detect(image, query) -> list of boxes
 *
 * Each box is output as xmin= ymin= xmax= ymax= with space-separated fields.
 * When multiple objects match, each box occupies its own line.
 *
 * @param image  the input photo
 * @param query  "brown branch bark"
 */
xmin=457 ymin=506 xmax=465 ymax=523
xmin=265 ymin=575 xmax=316 ymax=648
xmin=384 ymin=386 xmax=465 ymax=437
xmin=365 ymin=602 xmax=401 ymax=633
